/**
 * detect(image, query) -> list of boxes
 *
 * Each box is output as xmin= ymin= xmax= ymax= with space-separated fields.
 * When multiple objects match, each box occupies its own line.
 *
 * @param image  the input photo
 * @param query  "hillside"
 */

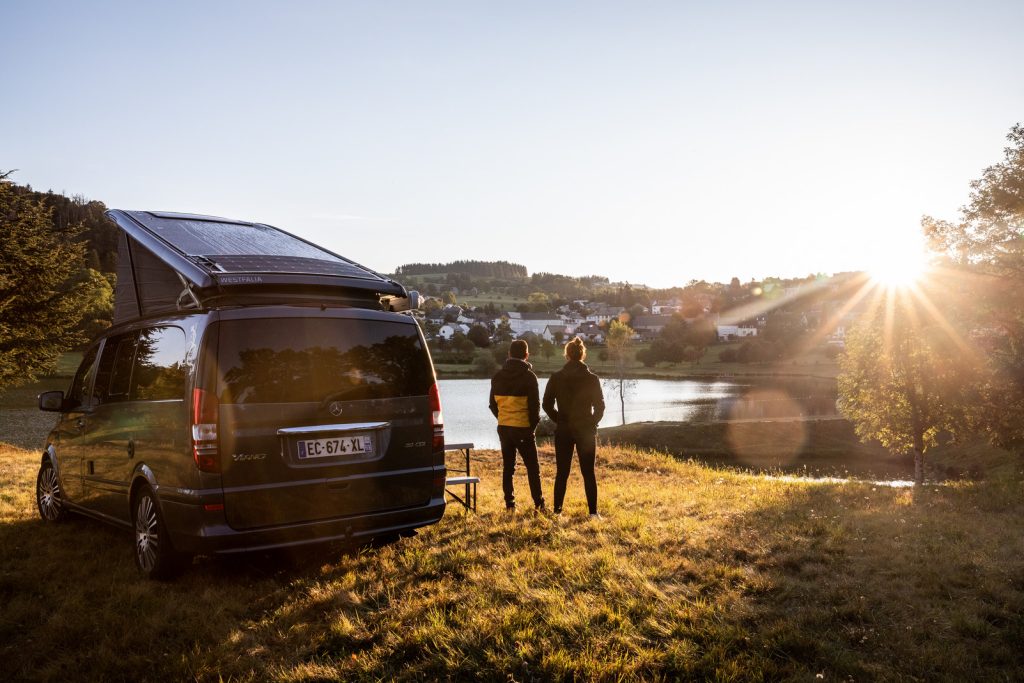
xmin=1 ymin=443 xmax=1022 ymax=681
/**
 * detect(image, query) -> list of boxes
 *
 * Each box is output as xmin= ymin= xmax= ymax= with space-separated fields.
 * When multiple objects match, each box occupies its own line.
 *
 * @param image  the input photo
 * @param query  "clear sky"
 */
xmin=4 ymin=1 xmax=1022 ymax=288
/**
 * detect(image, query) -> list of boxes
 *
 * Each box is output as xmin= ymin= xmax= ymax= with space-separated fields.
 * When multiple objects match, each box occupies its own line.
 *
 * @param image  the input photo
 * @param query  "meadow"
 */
xmin=1 ymin=441 xmax=1022 ymax=681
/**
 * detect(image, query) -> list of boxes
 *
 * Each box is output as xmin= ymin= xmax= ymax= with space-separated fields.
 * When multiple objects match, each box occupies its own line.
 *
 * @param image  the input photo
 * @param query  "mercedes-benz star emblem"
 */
xmin=328 ymin=401 xmax=344 ymax=417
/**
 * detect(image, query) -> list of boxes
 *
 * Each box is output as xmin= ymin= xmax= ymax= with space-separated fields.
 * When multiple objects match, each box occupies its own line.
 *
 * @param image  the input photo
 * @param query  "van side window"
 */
xmin=66 ymin=345 xmax=100 ymax=410
xmin=93 ymin=332 xmax=139 ymax=404
xmin=132 ymin=326 xmax=188 ymax=401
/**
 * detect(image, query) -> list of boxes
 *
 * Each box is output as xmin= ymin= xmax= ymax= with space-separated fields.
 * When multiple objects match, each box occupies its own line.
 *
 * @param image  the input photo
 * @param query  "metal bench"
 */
xmin=444 ymin=442 xmax=479 ymax=511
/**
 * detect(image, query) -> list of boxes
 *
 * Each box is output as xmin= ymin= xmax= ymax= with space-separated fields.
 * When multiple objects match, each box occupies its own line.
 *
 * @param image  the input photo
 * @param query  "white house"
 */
xmin=506 ymin=312 xmax=564 ymax=336
xmin=717 ymin=324 xmax=758 ymax=341
xmin=438 ymin=323 xmax=470 ymax=340
xmin=541 ymin=324 xmax=573 ymax=342
xmin=650 ymin=299 xmax=681 ymax=315
xmin=584 ymin=305 xmax=623 ymax=325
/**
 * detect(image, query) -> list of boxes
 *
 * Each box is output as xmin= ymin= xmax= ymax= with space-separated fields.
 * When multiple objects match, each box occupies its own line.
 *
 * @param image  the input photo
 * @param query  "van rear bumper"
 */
xmin=162 ymin=496 xmax=446 ymax=554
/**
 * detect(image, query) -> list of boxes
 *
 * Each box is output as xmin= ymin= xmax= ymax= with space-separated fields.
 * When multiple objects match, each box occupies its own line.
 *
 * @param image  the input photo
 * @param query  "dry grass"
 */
xmin=1 ymin=441 xmax=1022 ymax=681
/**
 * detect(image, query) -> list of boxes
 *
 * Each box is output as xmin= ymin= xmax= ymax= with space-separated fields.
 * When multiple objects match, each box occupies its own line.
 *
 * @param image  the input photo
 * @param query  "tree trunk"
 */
xmin=619 ymin=379 xmax=625 ymax=424
xmin=913 ymin=448 xmax=924 ymax=486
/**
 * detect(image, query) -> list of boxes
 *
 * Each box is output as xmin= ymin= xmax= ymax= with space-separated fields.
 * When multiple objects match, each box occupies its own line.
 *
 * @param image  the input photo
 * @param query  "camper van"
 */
xmin=35 ymin=211 xmax=446 ymax=578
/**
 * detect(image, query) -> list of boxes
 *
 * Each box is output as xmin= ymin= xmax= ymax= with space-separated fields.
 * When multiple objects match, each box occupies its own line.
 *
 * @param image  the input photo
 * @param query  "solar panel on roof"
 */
xmin=127 ymin=211 xmax=339 ymax=261
xmin=105 ymin=209 xmax=407 ymax=325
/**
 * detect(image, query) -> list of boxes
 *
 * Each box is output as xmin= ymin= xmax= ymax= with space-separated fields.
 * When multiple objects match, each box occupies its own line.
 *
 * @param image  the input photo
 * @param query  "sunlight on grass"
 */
xmin=0 ymin=442 xmax=1022 ymax=680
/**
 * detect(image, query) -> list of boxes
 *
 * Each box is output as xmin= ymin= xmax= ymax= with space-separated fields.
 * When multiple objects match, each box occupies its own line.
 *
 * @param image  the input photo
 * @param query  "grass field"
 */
xmin=1 ymin=441 xmax=1022 ymax=681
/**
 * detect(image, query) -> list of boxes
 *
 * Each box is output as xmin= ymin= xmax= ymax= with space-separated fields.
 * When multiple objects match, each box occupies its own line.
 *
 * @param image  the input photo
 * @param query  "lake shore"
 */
xmin=599 ymin=419 xmax=1021 ymax=482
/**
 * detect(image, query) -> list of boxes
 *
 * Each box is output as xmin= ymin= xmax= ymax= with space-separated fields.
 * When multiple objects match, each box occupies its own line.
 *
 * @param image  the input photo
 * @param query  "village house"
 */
xmin=573 ymin=321 xmax=605 ymax=344
xmin=506 ymin=311 xmax=564 ymax=336
xmin=437 ymin=323 xmax=471 ymax=340
xmin=650 ymin=299 xmax=682 ymax=315
xmin=631 ymin=314 xmax=676 ymax=341
xmin=584 ymin=305 xmax=623 ymax=325
xmin=716 ymin=324 xmax=758 ymax=341
xmin=541 ymin=324 xmax=573 ymax=342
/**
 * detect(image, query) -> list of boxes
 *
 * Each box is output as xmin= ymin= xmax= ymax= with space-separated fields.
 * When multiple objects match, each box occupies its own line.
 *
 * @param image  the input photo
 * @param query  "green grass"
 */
xmin=1 ymin=441 xmax=1022 ymax=681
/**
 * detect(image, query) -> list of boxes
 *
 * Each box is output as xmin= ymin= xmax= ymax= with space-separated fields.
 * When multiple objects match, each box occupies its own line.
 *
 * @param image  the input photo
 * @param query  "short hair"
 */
xmin=509 ymin=339 xmax=528 ymax=359
xmin=564 ymin=336 xmax=586 ymax=361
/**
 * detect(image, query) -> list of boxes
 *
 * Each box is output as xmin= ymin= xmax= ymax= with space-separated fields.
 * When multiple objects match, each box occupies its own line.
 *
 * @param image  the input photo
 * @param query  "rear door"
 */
xmin=212 ymin=313 xmax=436 ymax=530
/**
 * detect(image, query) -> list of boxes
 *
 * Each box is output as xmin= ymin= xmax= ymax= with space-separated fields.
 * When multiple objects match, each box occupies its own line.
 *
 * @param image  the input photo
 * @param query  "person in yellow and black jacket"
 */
xmin=488 ymin=339 xmax=545 ymax=511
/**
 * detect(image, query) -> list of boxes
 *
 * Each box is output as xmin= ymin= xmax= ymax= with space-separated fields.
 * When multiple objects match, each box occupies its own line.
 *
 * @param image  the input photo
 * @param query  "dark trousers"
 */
xmin=498 ymin=426 xmax=544 ymax=509
xmin=553 ymin=429 xmax=598 ymax=514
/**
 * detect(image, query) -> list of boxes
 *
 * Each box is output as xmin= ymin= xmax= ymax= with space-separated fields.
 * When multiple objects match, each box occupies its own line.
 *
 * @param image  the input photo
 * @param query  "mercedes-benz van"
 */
xmin=37 ymin=305 xmax=446 ymax=578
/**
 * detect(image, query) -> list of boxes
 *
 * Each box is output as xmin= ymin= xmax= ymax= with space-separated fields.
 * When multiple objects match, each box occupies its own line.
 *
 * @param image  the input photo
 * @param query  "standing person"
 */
xmin=543 ymin=337 xmax=605 ymax=518
xmin=489 ymin=339 xmax=545 ymax=511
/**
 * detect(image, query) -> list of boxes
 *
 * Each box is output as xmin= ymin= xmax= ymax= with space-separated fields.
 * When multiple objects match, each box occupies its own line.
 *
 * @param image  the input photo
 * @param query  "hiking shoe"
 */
xmin=589 ymin=513 xmax=603 ymax=521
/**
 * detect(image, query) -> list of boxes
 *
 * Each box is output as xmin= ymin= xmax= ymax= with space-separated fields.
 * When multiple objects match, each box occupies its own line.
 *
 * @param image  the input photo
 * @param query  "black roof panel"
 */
xmin=104 ymin=209 xmax=406 ymax=317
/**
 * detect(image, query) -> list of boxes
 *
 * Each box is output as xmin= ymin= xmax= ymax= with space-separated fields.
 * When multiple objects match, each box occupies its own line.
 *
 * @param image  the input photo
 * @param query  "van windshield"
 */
xmin=216 ymin=319 xmax=433 ymax=404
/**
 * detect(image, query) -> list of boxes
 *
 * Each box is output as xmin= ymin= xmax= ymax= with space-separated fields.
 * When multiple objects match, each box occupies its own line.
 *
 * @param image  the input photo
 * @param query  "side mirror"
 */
xmin=38 ymin=390 xmax=65 ymax=412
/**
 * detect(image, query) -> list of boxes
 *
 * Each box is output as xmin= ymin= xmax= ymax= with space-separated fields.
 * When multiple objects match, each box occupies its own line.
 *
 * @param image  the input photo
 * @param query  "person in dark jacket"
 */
xmin=489 ymin=339 xmax=545 ymax=511
xmin=542 ymin=336 xmax=605 ymax=517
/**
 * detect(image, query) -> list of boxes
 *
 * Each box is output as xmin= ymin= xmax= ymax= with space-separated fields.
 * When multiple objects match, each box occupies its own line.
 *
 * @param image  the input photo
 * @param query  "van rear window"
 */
xmin=216 ymin=319 xmax=433 ymax=404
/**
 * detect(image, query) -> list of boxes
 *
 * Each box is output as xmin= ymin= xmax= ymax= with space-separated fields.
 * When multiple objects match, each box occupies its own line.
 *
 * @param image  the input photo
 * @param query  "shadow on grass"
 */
xmin=1 ymin=446 xmax=1022 ymax=681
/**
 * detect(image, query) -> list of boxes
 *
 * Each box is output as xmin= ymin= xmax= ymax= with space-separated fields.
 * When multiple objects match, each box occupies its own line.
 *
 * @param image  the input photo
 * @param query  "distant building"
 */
xmin=717 ymin=324 xmax=758 ymax=342
xmin=506 ymin=312 xmax=564 ymax=335
xmin=438 ymin=323 xmax=470 ymax=340
xmin=631 ymin=314 xmax=676 ymax=340
xmin=584 ymin=305 xmax=623 ymax=325
xmin=541 ymin=324 xmax=573 ymax=342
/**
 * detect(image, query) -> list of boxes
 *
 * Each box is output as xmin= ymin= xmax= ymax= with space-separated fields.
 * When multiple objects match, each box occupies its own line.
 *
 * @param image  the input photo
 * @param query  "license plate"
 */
xmin=297 ymin=434 xmax=374 ymax=460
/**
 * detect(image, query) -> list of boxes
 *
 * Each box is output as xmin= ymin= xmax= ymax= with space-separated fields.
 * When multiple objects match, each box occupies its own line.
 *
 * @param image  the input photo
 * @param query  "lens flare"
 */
xmin=868 ymin=234 xmax=928 ymax=288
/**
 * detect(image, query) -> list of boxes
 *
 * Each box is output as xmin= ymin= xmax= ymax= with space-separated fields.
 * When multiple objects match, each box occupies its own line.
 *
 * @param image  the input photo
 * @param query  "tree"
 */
xmin=473 ymin=349 xmax=499 ymax=375
xmin=467 ymin=324 xmax=491 ymax=348
xmin=604 ymin=320 xmax=636 ymax=424
xmin=838 ymin=298 xmax=974 ymax=485
xmin=0 ymin=172 xmax=95 ymax=389
xmin=493 ymin=317 xmax=514 ymax=343
xmin=923 ymin=123 xmax=1024 ymax=451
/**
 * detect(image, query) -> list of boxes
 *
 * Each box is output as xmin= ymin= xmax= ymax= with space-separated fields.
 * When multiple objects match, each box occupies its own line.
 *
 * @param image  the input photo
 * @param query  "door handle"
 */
xmin=127 ymin=440 xmax=135 ymax=459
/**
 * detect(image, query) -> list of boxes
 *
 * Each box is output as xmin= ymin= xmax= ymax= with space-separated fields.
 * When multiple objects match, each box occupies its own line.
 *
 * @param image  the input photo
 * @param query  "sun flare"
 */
xmin=867 ymin=237 xmax=929 ymax=288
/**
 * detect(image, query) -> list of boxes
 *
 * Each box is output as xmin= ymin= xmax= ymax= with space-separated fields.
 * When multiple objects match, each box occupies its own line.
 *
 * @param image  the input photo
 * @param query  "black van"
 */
xmin=36 ymin=211 xmax=446 ymax=578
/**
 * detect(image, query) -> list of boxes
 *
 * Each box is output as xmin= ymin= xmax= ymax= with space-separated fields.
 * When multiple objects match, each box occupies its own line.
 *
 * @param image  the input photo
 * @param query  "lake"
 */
xmin=439 ymin=376 xmax=838 ymax=450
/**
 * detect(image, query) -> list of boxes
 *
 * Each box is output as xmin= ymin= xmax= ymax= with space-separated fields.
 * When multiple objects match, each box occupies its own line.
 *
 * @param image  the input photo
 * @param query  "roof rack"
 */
xmin=106 ymin=210 xmax=410 ymax=325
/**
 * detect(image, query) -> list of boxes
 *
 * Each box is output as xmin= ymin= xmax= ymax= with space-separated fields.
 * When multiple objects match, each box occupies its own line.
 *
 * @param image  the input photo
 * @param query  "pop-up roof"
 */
xmin=106 ymin=210 xmax=406 ymax=324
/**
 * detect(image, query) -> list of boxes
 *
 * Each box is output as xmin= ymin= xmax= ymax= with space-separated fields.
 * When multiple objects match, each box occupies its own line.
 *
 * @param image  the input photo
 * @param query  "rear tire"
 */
xmin=132 ymin=485 xmax=187 ymax=580
xmin=36 ymin=461 xmax=68 ymax=522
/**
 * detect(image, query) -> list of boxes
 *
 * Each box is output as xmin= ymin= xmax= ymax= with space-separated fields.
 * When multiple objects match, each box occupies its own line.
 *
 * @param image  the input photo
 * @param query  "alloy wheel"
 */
xmin=135 ymin=494 xmax=159 ymax=573
xmin=37 ymin=465 xmax=63 ymax=521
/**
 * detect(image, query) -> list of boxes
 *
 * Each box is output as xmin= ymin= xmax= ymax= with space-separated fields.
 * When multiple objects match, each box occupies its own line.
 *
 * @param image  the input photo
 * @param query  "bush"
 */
xmin=473 ymin=349 xmax=499 ymax=375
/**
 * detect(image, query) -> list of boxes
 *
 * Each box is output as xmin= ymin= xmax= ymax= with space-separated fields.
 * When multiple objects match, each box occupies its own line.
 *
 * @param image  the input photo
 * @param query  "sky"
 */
xmin=3 ymin=1 xmax=1023 ymax=288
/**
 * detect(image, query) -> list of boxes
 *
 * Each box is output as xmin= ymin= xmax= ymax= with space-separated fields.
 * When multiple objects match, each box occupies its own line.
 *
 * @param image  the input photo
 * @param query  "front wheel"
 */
xmin=132 ymin=486 xmax=187 ymax=580
xmin=36 ymin=461 xmax=68 ymax=522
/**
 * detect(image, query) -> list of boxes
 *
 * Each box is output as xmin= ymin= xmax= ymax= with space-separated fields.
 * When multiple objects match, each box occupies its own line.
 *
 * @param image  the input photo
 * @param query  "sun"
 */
xmin=867 ymin=236 xmax=929 ymax=289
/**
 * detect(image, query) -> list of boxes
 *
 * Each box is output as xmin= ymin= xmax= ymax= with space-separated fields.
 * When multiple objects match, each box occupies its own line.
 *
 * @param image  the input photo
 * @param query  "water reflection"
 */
xmin=439 ymin=377 xmax=837 ymax=450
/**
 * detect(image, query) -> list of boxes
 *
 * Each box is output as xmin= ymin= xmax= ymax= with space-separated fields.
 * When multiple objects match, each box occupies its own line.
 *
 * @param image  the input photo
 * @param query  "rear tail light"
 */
xmin=191 ymin=388 xmax=220 ymax=472
xmin=429 ymin=382 xmax=444 ymax=453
